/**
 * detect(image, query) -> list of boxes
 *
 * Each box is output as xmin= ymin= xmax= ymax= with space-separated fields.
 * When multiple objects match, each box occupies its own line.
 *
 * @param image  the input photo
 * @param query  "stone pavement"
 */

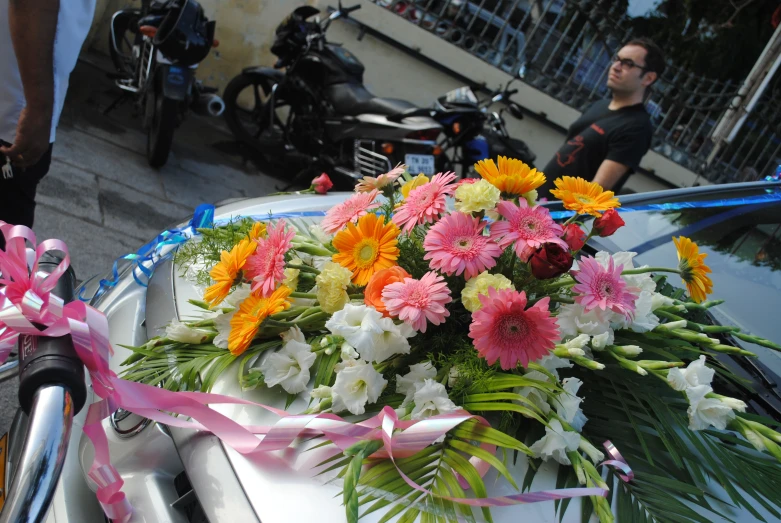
xmin=0 ymin=54 xmax=289 ymax=434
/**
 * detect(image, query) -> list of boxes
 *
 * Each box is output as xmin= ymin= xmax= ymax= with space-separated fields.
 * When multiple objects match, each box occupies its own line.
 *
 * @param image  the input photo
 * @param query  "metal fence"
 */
xmin=371 ymin=0 xmax=781 ymax=183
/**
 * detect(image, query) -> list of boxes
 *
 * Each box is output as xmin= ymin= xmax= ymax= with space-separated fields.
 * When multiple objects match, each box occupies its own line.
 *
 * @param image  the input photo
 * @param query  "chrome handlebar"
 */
xmin=0 ymin=385 xmax=74 ymax=523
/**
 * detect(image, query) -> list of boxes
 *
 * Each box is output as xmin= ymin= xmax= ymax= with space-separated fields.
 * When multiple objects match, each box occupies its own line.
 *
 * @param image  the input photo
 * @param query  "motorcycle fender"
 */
xmin=160 ymin=64 xmax=193 ymax=101
xmin=241 ymin=66 xmax=285 ymax=84
xmin=465 ymin=136 xmax=490 ymax=162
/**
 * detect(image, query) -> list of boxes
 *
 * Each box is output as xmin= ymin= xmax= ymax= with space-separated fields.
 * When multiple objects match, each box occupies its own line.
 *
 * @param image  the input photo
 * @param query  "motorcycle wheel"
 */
xmin=146 ymin=87 xmax=177 ymax=168
xmin=223 ymin=73 xmax=293 ymax=152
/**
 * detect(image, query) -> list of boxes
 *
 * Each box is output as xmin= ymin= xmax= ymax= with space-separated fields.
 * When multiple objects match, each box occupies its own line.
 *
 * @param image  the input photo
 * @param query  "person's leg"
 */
xmin=0 ymin=142 xmax=53 ymax=250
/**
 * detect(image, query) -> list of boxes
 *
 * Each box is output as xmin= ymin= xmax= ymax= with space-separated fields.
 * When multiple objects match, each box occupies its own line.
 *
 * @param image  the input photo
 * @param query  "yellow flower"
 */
xmin=316 ymin=261 xmax=353 ymax=313
xmin=461 ymin=273 xmax=515 ymax=313
xmin=228 ymin=285 xmax=292 ymax=355
xmin=549 ymin=176 xmax=620 ymax=217
xmin=400 ymin=174 xmax=430 ymax=198
xmin=332 ymin=213 xmax=400 ymax=286
xmin=454 ymin=179 xmax=501 ymax=214
xmin=249 ymin=221 xmax=267 ymax=240
xmin=673 ymin=236 xmax=713 ymax=304
xmin=203 ymin=239 xmax=257 ymax=307
xmin=474 ymin=156 xmax=546 ymax=197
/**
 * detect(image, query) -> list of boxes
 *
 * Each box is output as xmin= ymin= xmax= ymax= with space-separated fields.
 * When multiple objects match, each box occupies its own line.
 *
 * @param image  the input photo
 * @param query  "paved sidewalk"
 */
xmin=0 ymin=55 xmax=288 ymax=434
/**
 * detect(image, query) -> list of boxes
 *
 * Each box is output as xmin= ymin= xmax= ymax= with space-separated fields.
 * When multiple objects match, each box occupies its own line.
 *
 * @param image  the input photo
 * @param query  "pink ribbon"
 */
xmin=0 ymin=222 xmax=633 ymax=521
xmin=601 ymin=440 xmax=634 ymax=482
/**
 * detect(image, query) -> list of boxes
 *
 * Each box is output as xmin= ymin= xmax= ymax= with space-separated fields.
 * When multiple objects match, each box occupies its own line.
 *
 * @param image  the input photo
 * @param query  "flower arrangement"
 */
xmin=124 ymin=160 xmax=781 ymax=522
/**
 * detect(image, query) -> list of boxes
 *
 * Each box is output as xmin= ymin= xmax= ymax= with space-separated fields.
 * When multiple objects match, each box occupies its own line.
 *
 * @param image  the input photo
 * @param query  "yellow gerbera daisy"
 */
xmin=249 ymin=221 xmax=267 ymax=240
xmin=401 ymin=173 xmax=430 ymax=198
xmin=673 ymin=236 xmax=713 ymax=304
xmin=332 ymin=213 xmax=400 ymax=286
xmin=549 ymin=176 xmax=620 ymax=217
xmin=474 ymin=156 xmax=546 ymax=197
xmin=203 ymin=239 xmax=257 ymax=307
xmin=228 ymin=285 xmax=292 ymax=355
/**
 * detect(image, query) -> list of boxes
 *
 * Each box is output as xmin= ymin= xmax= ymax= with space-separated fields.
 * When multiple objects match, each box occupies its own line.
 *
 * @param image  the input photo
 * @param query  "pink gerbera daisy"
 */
xmin=321 ymin=190 xmax=381 ymax=234
xmin=382 ymin=271 xmax=452 ymax=333
xmin=355 ymin=163 xmax=405 ymax=193
xmin=392 ymin=172 xmax=457 ymax=233
xmin=571 ymin=255 xmax=638 ymax=319
xmin=245 ymin=219 xmax=295 ymax=297
xmin=490 ymin=199 xmax=568 ymax=261
xmin=423 ymin=212 xmax=502 ymax=279
xmin=469 ymin=288 xmax=559 ymax=369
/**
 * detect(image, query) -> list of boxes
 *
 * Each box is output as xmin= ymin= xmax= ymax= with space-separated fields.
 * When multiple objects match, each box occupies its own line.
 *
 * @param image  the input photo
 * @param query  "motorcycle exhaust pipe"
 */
xmin=193 ymin=93 xmax=225 ymax=117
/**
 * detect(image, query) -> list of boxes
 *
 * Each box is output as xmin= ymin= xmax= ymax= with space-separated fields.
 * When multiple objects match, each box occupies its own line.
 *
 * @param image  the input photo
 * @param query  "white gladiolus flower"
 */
xmin=685 ymin=384 xmax=736 ymax=430
xmin=667 ymin=356 xmax=714 ymax=391
xmin=165 ymin=320 xmax=213 ymax=344
xmin=626 ymin=291 xmax=661 ymax=332
xmin=309 ymin=224 xmax=334 ymax=244
xmin=579 ymin=439 xmax=605 ymax=464
xmin=529 ymin=419 xmax=581 ymax=465
xmin=310 ymin=385 xmax=332 ymax=399
xmin=619 ymin=345 xmax=643 ymax=357
xmin=718 ymin=396 xmax=747 ymax=412
xmin=557 ymin=304 xmax=614 ymax=341
xmin=410 ymin=379 xmax=459 ymax=420
xmin=555 ymin=378 xmax=589 ymax=432
xmin=340 ymin=342 xmax=359 ymax=361
xmin=563 ymin=334 xmax=591 ymax=350
xmin=260 ymin=327 xmax=317 ymax=394
xmin=591 ymin=330 xmax=614 ymax=350
xmin=537 ymin=354 xmax=574 ymax=381
xmin=326 ymin=304 xmax=414 ymax=362
xmin=396 ymin=362 xmax=437 ymax=406
xmin=515 ymin=370 xmax=552 ymax=415
xmin=331 ymin=360 xmax=387 ymax=415
xmin=651 ymin=292 xmax=675 ymax=311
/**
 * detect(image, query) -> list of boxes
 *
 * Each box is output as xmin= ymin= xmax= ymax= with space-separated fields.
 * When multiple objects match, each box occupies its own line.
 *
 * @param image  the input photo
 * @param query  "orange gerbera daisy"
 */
xmin=203 ymin=239 xmax=257 ymax=307
xmin=332 ymin=213 xmax=400 ymax=286
xmin=474 ymin=156 xmax=546 ymax=197
xmin=249 ymin=221 xmax=267 ymax=240
xmin=228 ymin=285 xmax=292 ymax=355
xmin=549 ymin=176 xmax=620 ymax=217
xmin=673 ymin=236 xmax=713 ymax=303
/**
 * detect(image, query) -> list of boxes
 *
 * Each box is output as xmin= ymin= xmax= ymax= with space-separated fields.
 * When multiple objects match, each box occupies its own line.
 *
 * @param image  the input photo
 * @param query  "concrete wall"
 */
xmin=85 ymin=0 xmax=702 ymax=192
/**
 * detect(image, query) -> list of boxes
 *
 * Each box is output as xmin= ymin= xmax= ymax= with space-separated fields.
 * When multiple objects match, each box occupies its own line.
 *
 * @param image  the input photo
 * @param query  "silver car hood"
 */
xmin=132 ymin=193 xmax=755 ymax=523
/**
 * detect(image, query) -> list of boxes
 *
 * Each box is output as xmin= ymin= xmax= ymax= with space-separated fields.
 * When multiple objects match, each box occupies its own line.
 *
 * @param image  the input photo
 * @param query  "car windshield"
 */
xmin=590 ymin=192 xmax=781 ymax=377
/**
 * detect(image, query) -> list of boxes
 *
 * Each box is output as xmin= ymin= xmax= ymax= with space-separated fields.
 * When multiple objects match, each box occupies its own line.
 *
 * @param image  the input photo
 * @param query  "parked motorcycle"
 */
xmin=222 ymin=3 xmax=443 ymax=190
xmin=427 ymin=82 xmax=537 ymax=177
xmin=108 ymin=0 xmax=222 ymax=168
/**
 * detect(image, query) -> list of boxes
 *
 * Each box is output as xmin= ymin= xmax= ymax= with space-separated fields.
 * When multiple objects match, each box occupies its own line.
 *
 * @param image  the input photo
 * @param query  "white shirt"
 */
xmin=0 ymin=0 xmax=96 ymax=143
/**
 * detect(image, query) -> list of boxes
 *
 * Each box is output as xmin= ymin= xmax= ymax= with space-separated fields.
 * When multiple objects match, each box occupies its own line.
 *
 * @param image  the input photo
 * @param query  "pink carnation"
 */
xmin=321 ymin=190 xmax=380 ymax=234
xmin=392 ymin=172 xmax=457 ymax=233
xmin=381 ymin=271 xmax=452 ymax=333
xmin=571 ymin=255 xmax=638 ymax=319
xmin=469 ymin=288 xmax=559 ymax=369
xmin=245 ymin=219 xmax=295 ymax=297
xmin=490 ymin=200 xmax=568 ymax=261
xmin=423 ymin=212 xmax=502 ymax=279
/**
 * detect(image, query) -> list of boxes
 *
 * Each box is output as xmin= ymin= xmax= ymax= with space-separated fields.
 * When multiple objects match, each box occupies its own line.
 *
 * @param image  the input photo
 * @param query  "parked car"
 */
xmin=2 ymin=180 xmax=780 ymax=522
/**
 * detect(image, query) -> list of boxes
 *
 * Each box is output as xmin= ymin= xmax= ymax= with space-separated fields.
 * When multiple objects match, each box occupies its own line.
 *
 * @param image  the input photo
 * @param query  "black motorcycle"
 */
xmin=222 ymin=3 xmax=442 ymax=189
xmin=430 ymin=82 xmax=537 ymax=176
xmin=108 ymin=0 xmax=221 ymax=167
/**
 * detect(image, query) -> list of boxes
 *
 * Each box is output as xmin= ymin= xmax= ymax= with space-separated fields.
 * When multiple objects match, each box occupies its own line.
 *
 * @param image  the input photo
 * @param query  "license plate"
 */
xmin=0 ymin=433 xmax=7 ymax=511
xmin=405 ymin=154 xmax=436 ymax=175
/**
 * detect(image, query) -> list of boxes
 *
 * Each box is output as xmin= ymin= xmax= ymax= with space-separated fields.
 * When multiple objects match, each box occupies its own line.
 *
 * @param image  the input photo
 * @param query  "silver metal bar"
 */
xmin=0 ymin=386 xmax=74 ymax=523
xmin=759 ymin=139 xmax=781 ymax=177
xmin=525 ymin=0 xmax=559 ymax=65
xmin=554 ymin=15 xmax=589 ymax=80
xmin=540 ymin=8 xmax=578 ymax=73
xmin=686 ymin=79 xmax=731 ymax=156
xmin=529 ymin=0 xmax=567 ymax=65
xmin=490 ymin=0 xmax=525 ymax=48
xmin=755 ymin=131 xmax=778 ymax=174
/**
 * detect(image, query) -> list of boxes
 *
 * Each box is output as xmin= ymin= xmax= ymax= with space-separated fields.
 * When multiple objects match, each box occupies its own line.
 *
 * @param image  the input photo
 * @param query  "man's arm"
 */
xmin=0 ymin=0 xmax=60 ymax=168
xmin=592 ymin=159 xmax=629 ymax=191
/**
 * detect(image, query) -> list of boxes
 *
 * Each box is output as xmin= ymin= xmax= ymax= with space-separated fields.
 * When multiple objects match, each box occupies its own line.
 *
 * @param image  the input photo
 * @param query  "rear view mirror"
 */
xmin=508 ymin=102 xmax=524 ymax=120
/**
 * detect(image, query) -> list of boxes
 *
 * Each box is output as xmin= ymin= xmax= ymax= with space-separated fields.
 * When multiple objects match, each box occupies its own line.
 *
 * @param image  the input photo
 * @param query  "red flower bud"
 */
xmin=562 ymin=223 xmax=586 ymax=251
xmin=592 ymin=209 xmax=625 ymax=237
xmin=530 ymin=244 xmax=574 ymax=280
xmin=311 ymin=173 xmax=333 ymax=194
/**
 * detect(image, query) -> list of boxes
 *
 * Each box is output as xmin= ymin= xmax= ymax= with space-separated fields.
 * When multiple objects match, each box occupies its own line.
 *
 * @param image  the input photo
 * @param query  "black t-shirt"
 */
xmin=541 ymin=100 xmax=653 ymax=195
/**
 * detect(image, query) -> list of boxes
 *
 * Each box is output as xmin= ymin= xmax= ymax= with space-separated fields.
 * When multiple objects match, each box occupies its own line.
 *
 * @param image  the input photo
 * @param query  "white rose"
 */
xmin=396 ymin=362 xmax=437 ymax=406
xmin=667 ymin=356 xmax=714 ymax=391
xmin=260 ymin=327 xmax=317 ymax=394
xmin=165 ymin=320 xmax=213 ymax=344
xmin=686 ymin=384 xmax=735 ymax=431
xmin=332 ymin=360 xmax=387 ymax=415
xmin=529 ymin=419 xmax=581 ymax=465
xmin=410 ymin=379 xmax=459 ymax=420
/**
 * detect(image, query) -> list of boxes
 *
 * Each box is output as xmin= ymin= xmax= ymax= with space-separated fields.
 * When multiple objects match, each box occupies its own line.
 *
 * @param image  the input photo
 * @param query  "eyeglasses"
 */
xmin=612 ymin=55 xmax=648 ymax=72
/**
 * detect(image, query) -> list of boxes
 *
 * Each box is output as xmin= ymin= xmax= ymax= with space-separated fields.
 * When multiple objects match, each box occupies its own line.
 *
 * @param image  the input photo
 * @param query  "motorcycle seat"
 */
xmin=326 ymin=83 xmax=417 ymax=117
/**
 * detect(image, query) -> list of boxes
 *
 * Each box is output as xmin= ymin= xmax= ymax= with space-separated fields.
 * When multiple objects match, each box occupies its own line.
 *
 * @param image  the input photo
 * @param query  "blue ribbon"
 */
xmin=79 ymin=204 xmax=215 ymax=303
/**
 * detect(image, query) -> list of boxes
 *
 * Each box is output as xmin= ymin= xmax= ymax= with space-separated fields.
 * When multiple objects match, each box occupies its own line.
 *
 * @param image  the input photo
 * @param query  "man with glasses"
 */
xmin=540 ymin=38 xmax=664 ymax=195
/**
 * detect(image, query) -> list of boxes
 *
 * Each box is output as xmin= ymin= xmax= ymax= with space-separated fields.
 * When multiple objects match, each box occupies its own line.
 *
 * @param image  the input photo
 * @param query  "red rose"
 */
xmin=530 ymin=244 xmax=574 ymax=280
xmin=593 ymin=209 xmax=625 ymax=237
xmin=311 ymin=173 xmax=333 ymax=194
xmin=562 ymin=223 xmax=586 ymax=251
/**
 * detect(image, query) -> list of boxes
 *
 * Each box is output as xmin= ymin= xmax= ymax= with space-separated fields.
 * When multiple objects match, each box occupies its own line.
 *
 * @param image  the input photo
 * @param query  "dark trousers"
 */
xmin=0 ymin=141 xmax=54 ymax=251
